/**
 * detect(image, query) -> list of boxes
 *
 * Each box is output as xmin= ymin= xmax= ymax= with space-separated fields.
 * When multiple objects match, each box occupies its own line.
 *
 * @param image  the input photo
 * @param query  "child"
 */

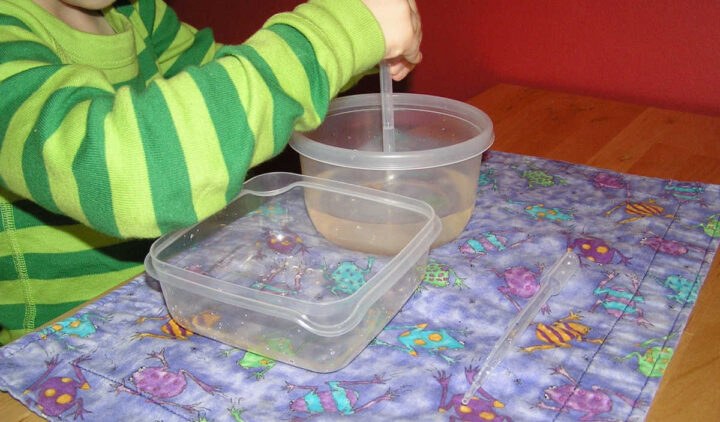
xmin=0 ymin=0 xmax=422 ymax=344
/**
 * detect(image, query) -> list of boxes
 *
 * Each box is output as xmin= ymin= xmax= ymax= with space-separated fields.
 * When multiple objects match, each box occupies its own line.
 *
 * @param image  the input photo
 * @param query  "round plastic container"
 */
xmin=290 ymin=93 xmax=494 ymax=247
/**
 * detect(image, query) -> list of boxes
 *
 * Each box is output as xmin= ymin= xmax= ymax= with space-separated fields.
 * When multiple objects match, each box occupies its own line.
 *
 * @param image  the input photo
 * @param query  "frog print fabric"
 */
xmin=2 ymin=151 xmax=720 ymax=421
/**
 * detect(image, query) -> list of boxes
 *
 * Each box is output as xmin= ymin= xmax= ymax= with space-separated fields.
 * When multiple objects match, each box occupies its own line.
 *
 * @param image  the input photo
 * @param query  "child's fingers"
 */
xmin=392 ymin=66 xmax=411 ymax=81
xmin=388 ymin=57 xmax=419 ymax=81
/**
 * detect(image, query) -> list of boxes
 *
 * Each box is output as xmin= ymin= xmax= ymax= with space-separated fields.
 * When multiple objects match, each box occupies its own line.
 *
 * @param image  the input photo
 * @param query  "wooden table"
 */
xmin=3 ymin=84 xmax=719 ymax=420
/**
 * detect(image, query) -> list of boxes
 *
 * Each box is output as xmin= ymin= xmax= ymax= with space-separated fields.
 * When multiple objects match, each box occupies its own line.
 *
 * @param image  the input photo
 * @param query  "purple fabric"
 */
xmin=2 ymin=151 xmax=719 ymax=422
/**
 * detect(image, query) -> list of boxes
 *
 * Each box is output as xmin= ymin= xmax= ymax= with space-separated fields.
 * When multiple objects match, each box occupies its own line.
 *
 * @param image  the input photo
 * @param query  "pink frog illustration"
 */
xmin=23 ymin=355 xmax=92 ymax=420
xmin=535 ymin=365 xmax=644 ymax=421
xmin=255 ymin=226 xmax=308 ymax=258
xmin=115 ymin=348 xmax=220 ymax=413
xmin=639 ymin=231 xmax=703 ymax=256
xmin=567 ymin=233 xmax=630 ymax=266
xmin=493 ymin=263 xmax=552 ymax=314
xmin=589 ymin=171 xmax=631 ymax=197
xmin=589 ymin=271 xmax=652 ymax=327
xmin=434 ymin=366 xmax=512 ymax=421
xmin=285 ymin=375 xmax=397 ymax=421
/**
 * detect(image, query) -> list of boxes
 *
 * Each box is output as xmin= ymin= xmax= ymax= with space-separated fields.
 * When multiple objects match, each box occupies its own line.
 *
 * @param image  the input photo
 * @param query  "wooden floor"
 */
xmin=467 ymin=84 xmax=720 ymax=421
xmin=2 ymin=83 xmax=719 ymax=421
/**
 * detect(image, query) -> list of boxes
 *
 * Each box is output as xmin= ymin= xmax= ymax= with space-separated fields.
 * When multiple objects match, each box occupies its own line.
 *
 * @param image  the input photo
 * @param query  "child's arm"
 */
xmin=0 ymin=0 xmax=389 ymax=239
xmin=133 ymin=0 xmax=225 ymax=76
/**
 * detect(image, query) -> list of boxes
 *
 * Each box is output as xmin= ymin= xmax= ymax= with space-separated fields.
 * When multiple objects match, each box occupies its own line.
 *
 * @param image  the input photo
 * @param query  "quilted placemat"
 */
xmin=2 ymin=151 xmax=719 ymax=422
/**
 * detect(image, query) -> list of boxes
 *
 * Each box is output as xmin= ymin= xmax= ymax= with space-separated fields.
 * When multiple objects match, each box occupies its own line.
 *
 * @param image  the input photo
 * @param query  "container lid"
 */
xmin=145 ymin=172 xmax=441 ymax=337
xmin=290 ymin=93 xmax=494 ymax=170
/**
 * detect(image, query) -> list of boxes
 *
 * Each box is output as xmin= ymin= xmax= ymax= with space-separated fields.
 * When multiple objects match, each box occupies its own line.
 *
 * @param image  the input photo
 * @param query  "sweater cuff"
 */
xmin=263 ymin=0 xmax=385 ymax=97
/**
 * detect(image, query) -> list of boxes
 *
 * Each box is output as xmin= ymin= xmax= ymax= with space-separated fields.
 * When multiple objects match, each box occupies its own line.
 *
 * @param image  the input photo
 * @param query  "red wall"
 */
xmin=169 ymin=0 xmax=720 ymax=116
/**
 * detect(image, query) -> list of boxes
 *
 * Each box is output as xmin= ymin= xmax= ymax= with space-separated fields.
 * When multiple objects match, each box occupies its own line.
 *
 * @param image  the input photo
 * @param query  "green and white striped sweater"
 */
xmin=0 ymin=0 xmax=384 ymax=344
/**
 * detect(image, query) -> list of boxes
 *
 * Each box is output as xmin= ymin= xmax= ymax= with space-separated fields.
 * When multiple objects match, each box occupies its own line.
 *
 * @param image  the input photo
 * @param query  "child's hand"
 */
xmin=361 ymin=0 xmax=422 ymax=81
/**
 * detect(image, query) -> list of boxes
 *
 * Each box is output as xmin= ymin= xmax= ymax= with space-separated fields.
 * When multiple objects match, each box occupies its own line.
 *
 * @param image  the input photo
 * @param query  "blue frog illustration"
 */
xmin=662 ymin=181 xmax=705 ymax=205
xmin=323 ymin=257 xmax=375 ymax=295
xmin=458 ymin=230 xmax=531 ymax=263
xmin=589 ymin=272 xmax=652 ymax=327
xmin=285 ymin=375 xmax=397 ymax=420
xmin=503 ymin=199 xmax=574 ymax=222
xmin=477 ymin=168 xmax=498 ymax=191
xmin=371 ymin=323 xmax=467 ymax=363
xmin=653 ymin=274 xmax=700 ymax=304
xmin=39 ymin=313 xmax=107 ymax=350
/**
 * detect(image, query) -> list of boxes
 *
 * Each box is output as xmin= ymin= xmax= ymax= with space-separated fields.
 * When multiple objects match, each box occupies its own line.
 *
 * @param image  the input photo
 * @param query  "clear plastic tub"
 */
xmin=290 ymin=93 xmax=494 ymax=248
xmin=145 ymin=172 xmax=441 ymax=372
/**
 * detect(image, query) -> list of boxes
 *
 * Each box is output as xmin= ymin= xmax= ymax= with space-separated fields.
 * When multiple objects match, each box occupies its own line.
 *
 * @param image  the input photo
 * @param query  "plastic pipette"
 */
xmin=380 ymin=61 xmax=395 ymax=152
xmin=461 ymin=251 xmax=580 ymax=405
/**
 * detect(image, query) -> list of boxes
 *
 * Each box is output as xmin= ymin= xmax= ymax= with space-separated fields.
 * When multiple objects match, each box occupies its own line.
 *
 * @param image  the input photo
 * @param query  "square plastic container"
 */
xmin=145 ymin=172 xmax=441 ymax=372
xmin=290 ymin=93 xmax=494 ymax=248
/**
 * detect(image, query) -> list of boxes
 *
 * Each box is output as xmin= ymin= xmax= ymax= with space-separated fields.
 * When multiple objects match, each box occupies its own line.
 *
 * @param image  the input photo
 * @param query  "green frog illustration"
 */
xmin=616 ymin=335 xmax=675 ymax=378
xmin=420 ymin=259 xmax=467 ymax=290
xmin=512 ymin=162 xmax=566 ymax=189
xmin=221 ymin=337 xmax=295 ymax=379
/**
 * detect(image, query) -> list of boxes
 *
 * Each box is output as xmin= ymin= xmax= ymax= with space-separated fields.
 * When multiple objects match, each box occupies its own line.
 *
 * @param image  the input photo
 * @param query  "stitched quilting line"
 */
xmin=0 ymin=200 xmax=35 ymax=333
xmin=544 ymin=166 xmax=684 ymax=421
xmin=550 ymin=196 xmax=696 ymax=422
xmin=74 ymin=362 xmax=197 ymax=422
xmin=628 ymin=206 xmax=718 ymax=419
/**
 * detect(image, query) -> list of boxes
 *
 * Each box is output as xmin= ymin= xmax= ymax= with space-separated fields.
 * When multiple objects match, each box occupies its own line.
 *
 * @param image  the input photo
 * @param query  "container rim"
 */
xmin=145 ymin=172 xmax=442 ymax=337
xmin=289 ymin=93 xmax=495 ymax=170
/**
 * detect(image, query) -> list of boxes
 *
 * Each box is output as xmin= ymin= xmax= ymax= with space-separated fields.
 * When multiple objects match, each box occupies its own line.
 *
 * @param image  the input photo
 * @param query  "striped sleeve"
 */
xmin=122 ymin=0 xmax=221 ymax=77
xmin=0 ymin=0 xmax=384 ymax=239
